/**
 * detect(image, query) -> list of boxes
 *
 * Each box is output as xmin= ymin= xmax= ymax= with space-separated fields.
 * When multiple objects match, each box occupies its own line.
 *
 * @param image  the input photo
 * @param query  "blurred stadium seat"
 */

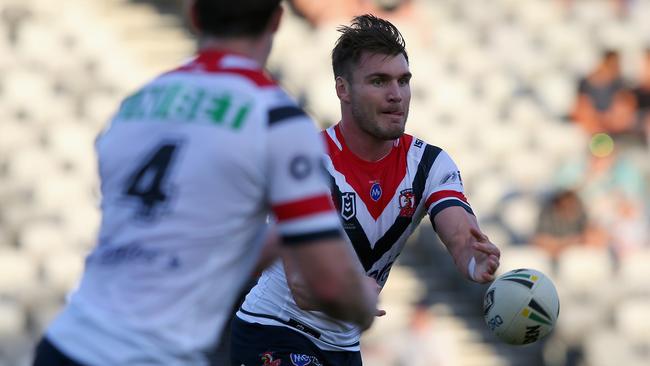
xmin=617 ymin=249 xmax=650 ymax=298
xmin=496 ymin=245 xmax=553 ymax=277
xmin=615 ymin=298 xmax=650 ymax=348
xmin=556 ymin=246 xmax=614 ymax=300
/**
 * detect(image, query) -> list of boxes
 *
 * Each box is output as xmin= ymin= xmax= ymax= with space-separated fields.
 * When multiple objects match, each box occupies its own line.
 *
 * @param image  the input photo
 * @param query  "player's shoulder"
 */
xmin=167 ymin=51 xmax=278 ymax=88
xmin=403 ymin=133 xmax=444 ymax=159
xmin=320 ymin=124 xmax=343 ymax=156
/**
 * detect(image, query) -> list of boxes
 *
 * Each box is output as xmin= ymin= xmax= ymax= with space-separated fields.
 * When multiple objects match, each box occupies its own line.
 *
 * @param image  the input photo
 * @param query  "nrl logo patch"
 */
xmin=341 ymin=192 xmax=356 ymax=221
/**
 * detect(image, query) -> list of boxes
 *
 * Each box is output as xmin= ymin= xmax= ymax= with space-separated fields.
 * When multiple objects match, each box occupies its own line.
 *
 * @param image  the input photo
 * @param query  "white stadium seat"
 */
xmin=0 ymin=249 xmax=39 ymax=300
xmin=556 ymin=246 xmax=615 ymax=306
xmin=18 ymin=221 xmax=68 ymax=262
xmin=583 ymin=329 xmax=644 ymax=366
xmin=615 ymin=298 xmax=650 ymax=347
xmin=42 ymin=251 xmax=84 ymax=296
xmin=497 ymin=245 xmax=553 ymax=277
xmin=617 ymin=249 xmax=650 ymax=298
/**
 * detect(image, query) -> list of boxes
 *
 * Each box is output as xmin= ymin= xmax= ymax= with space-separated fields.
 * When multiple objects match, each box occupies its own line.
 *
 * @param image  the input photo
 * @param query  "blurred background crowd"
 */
xmin=0 ymin=0 xmax=648 ymax=365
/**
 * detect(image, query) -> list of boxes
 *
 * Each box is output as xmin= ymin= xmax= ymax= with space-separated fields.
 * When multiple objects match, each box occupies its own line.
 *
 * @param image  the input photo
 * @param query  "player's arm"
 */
xmin=281 ymin=237 xmax=383 ymax=324
xmin=250 ymin=226 xmax=281 ymax=276
xmin=424 ymin=150 xmax=500 ymax=283
xmin=432 ymin=207 xmax=500 ymax=283
xmin=267 ymin=102 xmax=377 ymax=330
xmin=283 ymin=249 xmax=386 ymax=316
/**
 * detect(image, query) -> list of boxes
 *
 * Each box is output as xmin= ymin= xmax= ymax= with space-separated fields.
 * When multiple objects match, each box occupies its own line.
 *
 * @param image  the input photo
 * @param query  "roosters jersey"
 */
xmin=45 ymin=50 xmax=341 ymax=366
xmin=237 ymin=124 xmax=473 ymax=351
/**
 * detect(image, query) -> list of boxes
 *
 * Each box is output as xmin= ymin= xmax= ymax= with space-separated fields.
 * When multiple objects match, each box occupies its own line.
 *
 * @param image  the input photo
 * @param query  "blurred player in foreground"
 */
xmin=231 ymin=14 xmax=501 ymax=366
xmin=32 ymin=1 xmax=378 ymax=365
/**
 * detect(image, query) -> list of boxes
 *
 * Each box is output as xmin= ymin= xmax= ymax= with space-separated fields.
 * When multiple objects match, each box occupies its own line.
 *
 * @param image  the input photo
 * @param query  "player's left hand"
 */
xmin=469 ymin=228 xmax=500 ymax=283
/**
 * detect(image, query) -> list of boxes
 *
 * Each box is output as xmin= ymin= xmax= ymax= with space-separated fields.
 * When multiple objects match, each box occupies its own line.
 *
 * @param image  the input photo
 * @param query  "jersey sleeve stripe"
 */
xmin=281 ymin=229 xmax=342 ymax=246
xmin=428 ymin=200 xmax=475 ymax=231
xmin=425 ymin=190 xmax=468 ymax=208
xmin=272 ymin=194 xmax=335 ymax=222
xmin=268 ymin=106 xmax=307 ymax=126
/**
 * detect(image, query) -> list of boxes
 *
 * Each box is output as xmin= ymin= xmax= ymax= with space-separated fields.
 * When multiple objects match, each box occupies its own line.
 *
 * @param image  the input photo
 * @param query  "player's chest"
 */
xmin=331 ymin=159 xmax=420 ymax=223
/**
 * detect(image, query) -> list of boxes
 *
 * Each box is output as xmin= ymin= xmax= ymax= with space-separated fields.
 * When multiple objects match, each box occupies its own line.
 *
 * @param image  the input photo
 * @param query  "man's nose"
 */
xmin=387 ymin=81 xmax=402 ymax=103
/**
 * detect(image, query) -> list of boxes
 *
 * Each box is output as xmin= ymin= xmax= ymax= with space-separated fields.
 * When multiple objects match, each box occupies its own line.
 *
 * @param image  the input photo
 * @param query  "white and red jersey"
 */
xmin=237 ymin=124 xmax=473 ymax=351
xmin=46 ymin=50 xmax=341 ymax=366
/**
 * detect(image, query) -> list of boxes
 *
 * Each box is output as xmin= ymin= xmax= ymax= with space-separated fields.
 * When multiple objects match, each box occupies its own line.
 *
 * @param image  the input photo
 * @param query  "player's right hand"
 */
xmin=365 ymin=276 xmax=386 ymax=317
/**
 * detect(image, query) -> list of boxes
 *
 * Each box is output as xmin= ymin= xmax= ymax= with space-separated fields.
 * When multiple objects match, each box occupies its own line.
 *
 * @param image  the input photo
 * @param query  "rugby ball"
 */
xmin=483 ymin=268 xmax=560 ymax=345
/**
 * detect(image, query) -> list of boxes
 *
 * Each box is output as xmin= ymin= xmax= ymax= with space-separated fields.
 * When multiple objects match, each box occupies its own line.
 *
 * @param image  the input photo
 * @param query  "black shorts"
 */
xmin=33 ymin=337 xmax=85 ymax=366
xmin=230 ymin=315 xmax=362 ymax=366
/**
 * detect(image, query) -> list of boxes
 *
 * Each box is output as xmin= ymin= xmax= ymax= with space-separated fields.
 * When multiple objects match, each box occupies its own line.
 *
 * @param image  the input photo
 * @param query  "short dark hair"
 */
xmin=332 ymin=14 xmax=408 ymax=80
xmin=193 ymin=0 xmax=282 ymax=38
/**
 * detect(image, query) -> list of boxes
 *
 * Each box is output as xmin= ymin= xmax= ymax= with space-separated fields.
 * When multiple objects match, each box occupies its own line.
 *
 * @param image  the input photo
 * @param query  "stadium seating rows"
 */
xmin=1 ymin=0 xmax=648 ymax=365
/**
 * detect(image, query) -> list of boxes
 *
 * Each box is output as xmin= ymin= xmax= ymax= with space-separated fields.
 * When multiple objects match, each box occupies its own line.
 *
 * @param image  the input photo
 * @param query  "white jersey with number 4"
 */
xmin=237 ymin=124 xmax=474 ymax=351
xmin=46 ymin=50 xmax=342 ymax=366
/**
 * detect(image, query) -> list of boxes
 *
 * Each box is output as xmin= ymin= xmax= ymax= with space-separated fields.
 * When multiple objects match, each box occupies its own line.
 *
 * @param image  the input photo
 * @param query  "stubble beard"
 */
xmin=350 ymin=98 xmax=406 ymax=141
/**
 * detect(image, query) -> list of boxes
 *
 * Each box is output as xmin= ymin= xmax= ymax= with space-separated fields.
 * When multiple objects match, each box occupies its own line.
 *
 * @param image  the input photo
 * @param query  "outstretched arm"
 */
xmin=432 ymin=206 xmax=500 ymax=283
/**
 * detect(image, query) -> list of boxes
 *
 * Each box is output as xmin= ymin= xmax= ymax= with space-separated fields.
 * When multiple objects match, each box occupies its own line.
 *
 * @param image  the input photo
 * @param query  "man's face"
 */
xmin=345 ymin=52 xmax=411 ymax=140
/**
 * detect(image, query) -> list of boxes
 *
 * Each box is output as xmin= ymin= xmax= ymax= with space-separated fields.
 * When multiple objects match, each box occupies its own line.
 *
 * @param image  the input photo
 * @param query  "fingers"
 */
xmin=470 ymin=227 xmax=488 ymax=242
xmin=472 ymin=241 xmax=501 ymax=258
xmin=479 ymin=271 xmax=496 ymax=283
xmin=486 ymin=254 xmax=499 ymax=274
xmin=476 ymin=254 xmax=500 ymax=283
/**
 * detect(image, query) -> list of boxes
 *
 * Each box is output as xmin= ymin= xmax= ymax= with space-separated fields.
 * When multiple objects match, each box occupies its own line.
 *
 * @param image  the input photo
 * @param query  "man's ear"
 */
xmin=336 ymin=76 xmax=351 ymax=103
xmin=268 ymin=4 xmax=284 ymax=33
xmin=186 ymin=0 xmax=200 ymax=35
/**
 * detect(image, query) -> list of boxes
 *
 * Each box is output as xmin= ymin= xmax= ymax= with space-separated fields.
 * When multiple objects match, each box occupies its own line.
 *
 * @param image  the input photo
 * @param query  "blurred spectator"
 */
xmin=571 ymin=50 xmax=638 ymax=142
xmin=532 ymin=189 xmax=606 ymax=261
xmin=288 ymin=0 xmax=414 ymax=27
xmin=559 ymin=0 xmax=633 ymax=18
xmin=631 ymin=48 xmax=650 ymax=147
xmin=607 ymin=191 xmax=649 ymax=260
xmin=551 ymin=133 xmax=648 ymax=257
xmin=393 ymin=304 xmax=455 ymax=366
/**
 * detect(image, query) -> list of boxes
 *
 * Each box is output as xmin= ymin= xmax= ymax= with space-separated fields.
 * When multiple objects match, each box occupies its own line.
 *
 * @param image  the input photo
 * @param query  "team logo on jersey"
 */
xmin=341 ymin=192 xmax=356 ymax=220
xmin=398 ymin=189 xmax=416 ymax=217
xmin=260 ymin=351 xmax=282 ymax=366
xmin=370 ymin=182 xmax=382 ymax=201
xmin=289 ymin=353 xmax=322 ymax=366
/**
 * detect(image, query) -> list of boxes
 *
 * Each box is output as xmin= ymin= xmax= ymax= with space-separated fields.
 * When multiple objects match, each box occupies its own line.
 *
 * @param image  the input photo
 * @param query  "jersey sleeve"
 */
xmin=423 ymin=150 xmax=474 ymax=224
xmin=266 ymin=101 xmax=342 ymax=246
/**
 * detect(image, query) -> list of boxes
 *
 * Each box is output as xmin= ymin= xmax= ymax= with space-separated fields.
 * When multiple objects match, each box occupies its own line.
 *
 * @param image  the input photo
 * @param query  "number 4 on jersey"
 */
xmin=124 ymin=142 xmax=181 ymax=219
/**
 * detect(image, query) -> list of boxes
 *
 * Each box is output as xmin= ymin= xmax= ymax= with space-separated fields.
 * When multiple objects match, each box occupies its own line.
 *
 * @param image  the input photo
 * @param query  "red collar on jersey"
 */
xmin=325 ymin=124 xmax=413 ymax=220
xmin=171 ymin=49 xmax=276 ymax=87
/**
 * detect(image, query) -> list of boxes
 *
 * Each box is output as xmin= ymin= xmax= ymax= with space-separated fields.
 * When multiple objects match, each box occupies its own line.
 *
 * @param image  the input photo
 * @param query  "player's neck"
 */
xmin=339 ymin=119 xmax=394 ymax=163
xmin=198 ymin=36 xmax=270 ymax=67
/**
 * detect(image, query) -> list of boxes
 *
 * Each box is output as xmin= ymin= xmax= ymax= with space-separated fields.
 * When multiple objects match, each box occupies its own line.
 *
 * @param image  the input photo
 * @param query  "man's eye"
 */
xmin=372 ymin=79 xmax=383 ymax=86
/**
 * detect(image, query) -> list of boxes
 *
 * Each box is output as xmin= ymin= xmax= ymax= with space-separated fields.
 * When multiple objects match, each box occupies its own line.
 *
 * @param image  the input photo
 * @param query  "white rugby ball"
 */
xmin=483 ymin=268 xmax=560 ymax=345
